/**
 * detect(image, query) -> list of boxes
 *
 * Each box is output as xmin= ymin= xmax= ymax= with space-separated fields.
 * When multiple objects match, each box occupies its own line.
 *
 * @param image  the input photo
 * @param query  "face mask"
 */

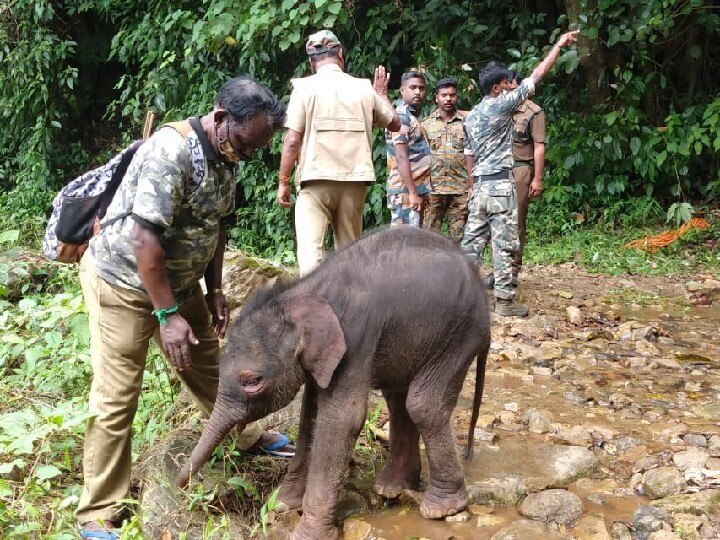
xmin=216 ymin=119 xmax=243 ymax=163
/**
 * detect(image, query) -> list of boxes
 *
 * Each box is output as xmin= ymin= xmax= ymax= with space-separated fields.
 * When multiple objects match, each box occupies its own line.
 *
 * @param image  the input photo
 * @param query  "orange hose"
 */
xmin=624 ymin=218 xmax=710 ymax=252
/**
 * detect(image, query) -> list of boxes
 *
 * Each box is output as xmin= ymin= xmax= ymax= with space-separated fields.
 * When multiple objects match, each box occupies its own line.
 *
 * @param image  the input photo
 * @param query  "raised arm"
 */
xmin=374 ymin=66 xmax=401 ymax=132
xmin=530 ymin=30 xmax=579 ymax=87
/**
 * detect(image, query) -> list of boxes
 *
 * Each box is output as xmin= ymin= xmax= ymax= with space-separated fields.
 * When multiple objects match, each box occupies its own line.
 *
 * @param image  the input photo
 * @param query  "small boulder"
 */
xmin=633 ymin=506 xmax=672 ymax=539
xmin=642 ymin=467 xmax=687 ymax=499
xmin=490 ymin=519 xmax=568 ymax=540
xmin=519 ymin=489 xmax=583 ymax=527
xmin=525 ymin=408 xmax=553 ymax=434
xmin=673 ymin=449 xmax=709 ymax=472
xmin=572 ymin=514 xmax=611 ymax=540
xmin=567 ymin=306 xmax=584 ymax=325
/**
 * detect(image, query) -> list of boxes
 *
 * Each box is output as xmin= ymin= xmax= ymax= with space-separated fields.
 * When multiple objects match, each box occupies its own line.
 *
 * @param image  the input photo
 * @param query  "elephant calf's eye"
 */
xmin=242 ymin=375 xmax=263 ymax=388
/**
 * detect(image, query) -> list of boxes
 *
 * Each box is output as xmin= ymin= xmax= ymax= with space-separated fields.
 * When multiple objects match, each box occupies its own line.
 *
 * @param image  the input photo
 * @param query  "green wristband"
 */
xmin=154 ymin=304 xmax=179 ymax=325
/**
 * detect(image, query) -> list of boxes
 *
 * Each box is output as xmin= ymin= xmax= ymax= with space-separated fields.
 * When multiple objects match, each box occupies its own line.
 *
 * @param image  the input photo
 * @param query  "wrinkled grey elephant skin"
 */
xmin=178 ymin=227 xmax=491 ymax=540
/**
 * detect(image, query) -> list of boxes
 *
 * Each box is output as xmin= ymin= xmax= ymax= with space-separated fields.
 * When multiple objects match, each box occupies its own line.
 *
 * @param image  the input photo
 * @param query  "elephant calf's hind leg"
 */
xmin=374 ymin=389 xmax=421 ymax=499
xmin=407 ymin=383 xmax=468 ymax=519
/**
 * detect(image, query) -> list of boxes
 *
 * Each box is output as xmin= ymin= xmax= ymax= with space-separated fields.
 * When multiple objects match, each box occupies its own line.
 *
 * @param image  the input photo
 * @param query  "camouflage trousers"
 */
xmin=422 ymin=193 xmax=469 ymax=243
xmin=460 ymin=176 xmax=519 ymax=300
xmin=387 ymin=192 xmax=428 ymax=227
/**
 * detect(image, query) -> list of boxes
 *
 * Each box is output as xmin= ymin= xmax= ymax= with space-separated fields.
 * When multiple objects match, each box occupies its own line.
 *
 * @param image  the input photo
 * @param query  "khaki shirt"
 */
xmin=512 ymin=99 xmax=546 ymax=163
xmin=285 ymin=64 xmax=395 ymax=184
xmin=421 ymin=108 xmax=468 ymax=195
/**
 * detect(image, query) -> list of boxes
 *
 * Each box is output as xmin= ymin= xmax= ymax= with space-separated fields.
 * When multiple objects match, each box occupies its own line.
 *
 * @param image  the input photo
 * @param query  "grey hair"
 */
xmin=215 ymin=76 xmax=286 ymax=130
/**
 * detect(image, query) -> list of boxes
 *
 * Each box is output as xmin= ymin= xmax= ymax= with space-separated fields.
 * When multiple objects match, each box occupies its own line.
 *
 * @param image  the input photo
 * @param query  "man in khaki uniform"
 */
xmin=277 ymin=30 xmax=400 ymax=275
xmin=76 ymin=77 xmax=291 ymax=538
xmin=509 ymin=70 xmax=546 ymax=278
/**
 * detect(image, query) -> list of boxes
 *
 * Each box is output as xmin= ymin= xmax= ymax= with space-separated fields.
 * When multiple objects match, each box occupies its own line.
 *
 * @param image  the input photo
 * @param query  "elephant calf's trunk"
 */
xmin=177 ymin=406 xmax=246 ymax=488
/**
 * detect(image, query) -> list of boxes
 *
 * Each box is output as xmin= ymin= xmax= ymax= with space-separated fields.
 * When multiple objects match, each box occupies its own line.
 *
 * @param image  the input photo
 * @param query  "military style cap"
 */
xmin=305 ymin=30 xmax=342 ymax=56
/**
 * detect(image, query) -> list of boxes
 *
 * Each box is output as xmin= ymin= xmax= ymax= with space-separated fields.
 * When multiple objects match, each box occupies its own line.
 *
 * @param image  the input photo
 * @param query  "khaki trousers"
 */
xmin=76 ymin=256 xmax=261 ymax=524
xmin=513 ymin=165 xmax=532 ymax=275
xmin=294 ymin=180 xmax=367 ymax=275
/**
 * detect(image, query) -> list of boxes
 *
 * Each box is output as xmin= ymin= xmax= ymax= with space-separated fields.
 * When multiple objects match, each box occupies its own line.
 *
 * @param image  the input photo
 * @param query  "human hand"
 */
xmin=408 ymin=192 xmax=422 ymax=212
xmin=556 ymin=29 xmax=580 ymax=48
xmin=373 ymin=66 xmax=390 ymax=96
xmin=277 ymin=182 xmax=292 ymax=208
xmin=206 ymin=291 xmax=230 ymax=338
xmin=529 ymin=179 xmax=544 ymax=198
xmin=160 ymin=314 xmax=198 ymax=371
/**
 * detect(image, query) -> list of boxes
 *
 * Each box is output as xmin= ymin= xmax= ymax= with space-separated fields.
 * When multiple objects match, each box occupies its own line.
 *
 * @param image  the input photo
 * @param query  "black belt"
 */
xmin=475 ymin=171 xmax=510 ymax=182
xmin=513 ymin=160 xmax=533 ymax=168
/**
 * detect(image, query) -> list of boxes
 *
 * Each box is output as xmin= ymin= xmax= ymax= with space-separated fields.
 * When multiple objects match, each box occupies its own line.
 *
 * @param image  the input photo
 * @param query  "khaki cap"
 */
xmin=305 ymin=30 xmax=342 ymax=56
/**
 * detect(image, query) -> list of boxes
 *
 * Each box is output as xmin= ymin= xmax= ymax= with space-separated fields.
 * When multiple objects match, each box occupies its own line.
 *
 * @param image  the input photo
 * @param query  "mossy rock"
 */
xmin=0 ymin=248 xmax=62 ymax=301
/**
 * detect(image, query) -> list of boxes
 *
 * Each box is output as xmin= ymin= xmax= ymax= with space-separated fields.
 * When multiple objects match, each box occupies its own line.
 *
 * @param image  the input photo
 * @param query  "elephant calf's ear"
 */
xmin=284 ymin=295 xmax=347 ymax=389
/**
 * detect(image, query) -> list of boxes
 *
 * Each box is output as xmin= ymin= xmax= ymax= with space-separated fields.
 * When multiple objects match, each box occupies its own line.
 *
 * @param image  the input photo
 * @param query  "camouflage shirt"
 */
xmin=421 ymin=108 xmax=468 ymax=195
xmin=386 ymin=102 xmax=432 ymax=195
xmin=463 ymin=78 xmax=535 ymax=177
xmin=90 ymin=120 xmax=237 ymax=304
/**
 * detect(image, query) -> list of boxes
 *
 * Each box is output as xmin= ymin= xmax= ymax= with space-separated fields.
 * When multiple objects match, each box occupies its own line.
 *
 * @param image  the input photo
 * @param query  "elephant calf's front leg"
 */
xmin=277 ymin=385 xmax=317 ymax=511
xmin=291 ymin=394 xmax=367 ymax=540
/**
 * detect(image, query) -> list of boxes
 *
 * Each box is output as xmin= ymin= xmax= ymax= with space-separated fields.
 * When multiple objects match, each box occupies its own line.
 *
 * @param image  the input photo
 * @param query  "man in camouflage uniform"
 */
xmin=77 ymin=77 xmax=289 ymax=537
xmin=509 ymin=70 xmax=546 ymax=278
xmin=386 ymin=71 xmax=432 ymax=226
xmin=421 ymin=77 xmax=470 ymax=242
xmin=462 ymin=30 xmax=578 ymax=317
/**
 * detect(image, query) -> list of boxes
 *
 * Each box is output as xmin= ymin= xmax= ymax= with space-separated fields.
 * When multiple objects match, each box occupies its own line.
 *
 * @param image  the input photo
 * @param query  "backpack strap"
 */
xmin=97 ymin=140 xmax=144 ymax=221
xmin=164 ymin=120 xmax=193 ymax=138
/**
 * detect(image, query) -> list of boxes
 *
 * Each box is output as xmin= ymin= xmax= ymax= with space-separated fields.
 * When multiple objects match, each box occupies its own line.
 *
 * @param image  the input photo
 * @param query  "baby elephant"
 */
xmin=178 ymin=227 xmax=490 ymax=540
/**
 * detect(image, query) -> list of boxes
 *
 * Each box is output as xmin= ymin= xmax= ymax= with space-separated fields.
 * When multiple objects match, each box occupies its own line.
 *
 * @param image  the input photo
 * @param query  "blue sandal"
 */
xmin=78 ymin=523 xmax=119 ymax=540
xmin=260 ymin=433 xmax=295 ymax=458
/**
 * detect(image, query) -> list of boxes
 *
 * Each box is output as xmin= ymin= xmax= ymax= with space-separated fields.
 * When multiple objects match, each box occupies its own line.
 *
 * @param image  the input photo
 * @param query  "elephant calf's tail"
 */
xmin=464 ymin=343 xmax=488 ymax=461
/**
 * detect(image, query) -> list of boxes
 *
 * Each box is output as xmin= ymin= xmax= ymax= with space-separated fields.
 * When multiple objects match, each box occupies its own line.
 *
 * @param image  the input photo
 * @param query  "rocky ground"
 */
xmin=140 ymin=258 xmax=719 ymax=540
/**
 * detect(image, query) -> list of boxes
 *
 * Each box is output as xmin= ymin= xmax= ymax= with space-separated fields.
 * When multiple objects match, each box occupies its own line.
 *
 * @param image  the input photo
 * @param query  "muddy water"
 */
xmin=356 ymin=272 xmax=719 ymax=539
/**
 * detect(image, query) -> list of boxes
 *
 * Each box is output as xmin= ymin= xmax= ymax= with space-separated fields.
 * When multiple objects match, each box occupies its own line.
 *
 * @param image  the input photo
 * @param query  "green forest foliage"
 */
xmin=1 ymin=0 xmax=719 ymax=260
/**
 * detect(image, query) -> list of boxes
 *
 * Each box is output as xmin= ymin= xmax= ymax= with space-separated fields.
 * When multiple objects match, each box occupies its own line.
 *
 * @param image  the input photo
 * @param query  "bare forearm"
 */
xmin=533 ymin=143 xmax=546 ymax=181
xmin=464 ymin=154 xmax=475 ymax=179
xmin=394 ymin=144 xmax=417 ymax=195
xmin=279 ymin=129 xmax=302 ymax=179
xmin=531 ymin=30 xmax=580 ymax=87
xmin=384 ymin=97 xmax=401 ymax=132
xmin=133 ymin=223 xmax=176 ymax=310
xmin=530 ymin=44 xmax=562 ymax=87
xmin=204 ymin=226 xmax=226 ymax=291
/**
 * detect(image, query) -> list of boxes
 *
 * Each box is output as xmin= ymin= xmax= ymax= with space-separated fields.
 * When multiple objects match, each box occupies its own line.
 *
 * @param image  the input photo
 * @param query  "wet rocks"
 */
xmin=611 ymin=521 xmax=633 ymax=540
xmin=683 ymin=434 xmax=708 ymax=448
xmin=673 ymin=449 xmax=709 ymax=472
xmin=708 ymin=435 xmax=720 ymax=456
xmin=551 ymin=425 xmax=592 ymax=447
xmin=551 ymin=446 xmax=600 ymax=484
xmin=650 ymin=489 xmax=720 ymax=516
xmin=572 ymin=514 xmax=611 ymax=540
xmin=694 ymin=403 xmax=720 ymax=421
xmin=641 ymin=467 xmax=688 ymax=499
xmin=604 ymin=436 xmax=642 ymax=456
xmin=341 ymin=517 xmax=375 ymax=540
xmin=652 ymin=422 xmax=688 ymax=444
xmin=567 ymin=306 xmax=584 ymax=325
xmin=632 ymin=506 xmax=672 ymax=539
xmin=525 ymin=408 xmax=553 ymax=434
xmin=519 ymin=489 xmax=583 ymax=526
xmin=490 ymin=519 xmax=568 ymax=539
xmin=467 ymin=476 xmax=527 ymax=506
